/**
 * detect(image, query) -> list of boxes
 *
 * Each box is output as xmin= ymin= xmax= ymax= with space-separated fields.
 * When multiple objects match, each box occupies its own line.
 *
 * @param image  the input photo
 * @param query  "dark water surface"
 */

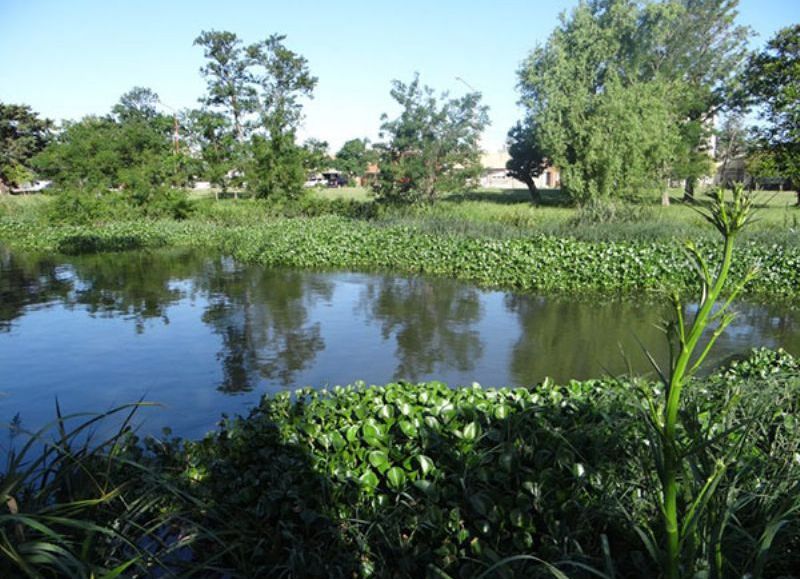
xmin=2 ymin=247 xmax=798 ymax=438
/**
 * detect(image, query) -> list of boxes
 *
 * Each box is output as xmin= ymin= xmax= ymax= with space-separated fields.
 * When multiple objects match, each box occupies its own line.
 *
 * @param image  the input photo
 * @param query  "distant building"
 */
xmin=479 ymin=149 xmax=559 ymax=189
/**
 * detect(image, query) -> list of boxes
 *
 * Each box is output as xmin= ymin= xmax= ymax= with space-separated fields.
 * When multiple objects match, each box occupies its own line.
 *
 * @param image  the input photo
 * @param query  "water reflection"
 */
xmin=358 ymin=277 xmax=483 ymax=381
xmin=1 ymin=246 xmax=797 ymax=437
xmin=201 ymin=261 xmax=332 ymax=392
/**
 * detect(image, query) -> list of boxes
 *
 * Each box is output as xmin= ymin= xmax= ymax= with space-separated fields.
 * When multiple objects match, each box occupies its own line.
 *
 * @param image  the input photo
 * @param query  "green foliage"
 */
xmin=4 ymin=350 xmax=798 ymax=577
xmin=643 ymin=185 xmax=758 ymax=578
xmin=0 ymin=403 xmax=221 ymax=578
xmin=515 ymin=0 xmax=750 ymax=202
xmin=128 ymin=349 xmax=798 ymax=577
xmin=2 ymin=210 xmax=798 ymax=298
xmin=248 ymin=132 xmax=306 ymax=199
xmin=506 ymin=120 xmax=548 ymax=204
xmin=0 ymin=102 xmax=53 ymax=188
xmin=302 ymin=138 xmax=331 ymax=175
xmin=193 ymin=30 xmax=317 ymax=198
xmin=33 ymin=87 xmax=192 ymax=198
xmin=46 ymin=187 xmax=194 ymax=225
xmin=374 ymin=74 xmax=489 ymax=204
xmin=333 ymin=138 xmax=376 ymax=182
xmin=744 ymin=24 xmax=800 ymax=205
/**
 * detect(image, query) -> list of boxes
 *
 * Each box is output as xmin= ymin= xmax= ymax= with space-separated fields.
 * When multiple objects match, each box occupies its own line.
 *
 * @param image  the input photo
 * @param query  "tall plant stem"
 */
xmin=662 ymin=234 xmax=736 ymax=579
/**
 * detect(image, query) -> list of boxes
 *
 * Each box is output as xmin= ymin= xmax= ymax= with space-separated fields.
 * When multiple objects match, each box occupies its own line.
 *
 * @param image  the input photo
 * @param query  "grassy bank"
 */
xmin=1 ymin=210 xmax=798 ymax=300
xmin=4 ymin=348 xmax=799 ymax=577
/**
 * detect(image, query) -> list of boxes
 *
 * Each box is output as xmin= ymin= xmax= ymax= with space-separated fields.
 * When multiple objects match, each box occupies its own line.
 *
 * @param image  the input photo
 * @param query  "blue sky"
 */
xmin=1 ymin=0 xmax=798 ymax=151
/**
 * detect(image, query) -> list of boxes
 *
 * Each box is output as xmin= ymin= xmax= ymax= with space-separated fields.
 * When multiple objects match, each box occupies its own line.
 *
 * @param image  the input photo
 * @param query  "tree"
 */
xmin=514 ymin=0 xmax=750 ymax=204
xmin=374 ymin=74 xmax=489 ymax=204
xmin=246 ymin=35 xmax=317 ymax=138
xmin=744 ymin=24 xmax=800 ymax=206
xmin=183 ymin=108 xmax=236 ymax=198
xmin=194 ymin=30 xmax=256 ymax=142
xmin=334 ymin=138 xmax=375 ymax=183
xmin=639 ymin=0 xmax=751 ymax=201
xmin=715 ymin=113 xmax=749 ymax=182
xmin=193 ymin=31 xmax=317 ymax=199
xmin=112 ymin=87 xmax=161 ymax=124
xmin=506 ymin=120 xmax=548 ymax=204
xmin=245 ymin=34 xmax=317 ymax=199
xmin=301 ymin=138 xmax=330 ymax=176
xmin=0 ymin=103 xmax=53 ymax=191
xmin=33 ymin=89 xmax=186 ymax=193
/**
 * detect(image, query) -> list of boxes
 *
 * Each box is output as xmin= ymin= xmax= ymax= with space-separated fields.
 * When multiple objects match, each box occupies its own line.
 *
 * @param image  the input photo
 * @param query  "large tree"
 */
xmin=0 ymin=103 xmax=53 ymax=191
xmin=33 ymin=89 xmax=186 ymax=193
xmin=194 ymin=30 xmax=256 ymax=142
xmin=374 ymin=74 xmax=489 ymax=204
xmin=744 ymin=24 xmax=800 ymax=206
xmin=193 ymin=30 xmax=316 ymax=199
xmin=514 ymin=0 xmax=750 ymax=204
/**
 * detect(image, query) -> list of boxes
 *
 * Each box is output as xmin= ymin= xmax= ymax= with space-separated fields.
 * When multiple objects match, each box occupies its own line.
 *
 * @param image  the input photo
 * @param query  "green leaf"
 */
xmin=386 ymin=466 xmax=407 ymax=489
xmin=417 ymin=454 xmax=435 ymax=476
xmin=359 ymin=469 xmax=379 ymax=489
xmin=368 ymin=450 xmax=391 ymax=472
xmin=462 ymin=421 xmax=480 ymax=441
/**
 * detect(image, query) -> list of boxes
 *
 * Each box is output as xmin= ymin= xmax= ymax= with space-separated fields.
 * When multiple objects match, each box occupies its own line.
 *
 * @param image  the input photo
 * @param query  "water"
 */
xmin=1 ymin=247 xmax=798 ymax=438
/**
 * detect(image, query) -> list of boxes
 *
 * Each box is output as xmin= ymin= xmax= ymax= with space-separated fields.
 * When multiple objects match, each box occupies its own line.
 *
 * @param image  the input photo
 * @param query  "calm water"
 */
xmin=1 ymin=247 xmax=798 ymax=438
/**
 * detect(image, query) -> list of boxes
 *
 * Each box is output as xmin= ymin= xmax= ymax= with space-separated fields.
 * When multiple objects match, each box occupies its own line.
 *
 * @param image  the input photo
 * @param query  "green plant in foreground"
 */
xmin=649 ymin=185 xmax=757 ymax=578
xmin=0 ymin=403 xmax=219 ymax=578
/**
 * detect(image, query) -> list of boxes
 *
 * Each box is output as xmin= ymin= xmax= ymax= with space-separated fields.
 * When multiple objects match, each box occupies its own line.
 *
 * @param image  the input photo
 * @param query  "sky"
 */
xmin=1 ymin=0 xmax=799 ymax=152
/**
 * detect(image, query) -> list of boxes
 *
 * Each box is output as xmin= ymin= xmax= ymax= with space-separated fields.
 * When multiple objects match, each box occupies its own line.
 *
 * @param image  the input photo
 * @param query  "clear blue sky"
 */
xmin=1 ymin=0 xmax=798 ymax=151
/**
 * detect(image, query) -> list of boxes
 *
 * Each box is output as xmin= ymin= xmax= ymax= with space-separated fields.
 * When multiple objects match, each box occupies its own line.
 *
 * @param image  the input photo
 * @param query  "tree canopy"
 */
xmin=374 ymin=75 xmax=489 ymax=204
xmin=744 ymin=24 xmax=800 ymax=205
xmin=193 ymin=30 xmax=317 ymax=198
xmin=514 ymin=0 xmax=751 ymax=204
xmin=0 ymin=103 xmax=53 ymax=190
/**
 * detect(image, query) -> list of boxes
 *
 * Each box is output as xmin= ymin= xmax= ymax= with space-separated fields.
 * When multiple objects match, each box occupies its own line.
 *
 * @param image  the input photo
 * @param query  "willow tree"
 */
xmin=514 ymin=0 xmax=750 ymax=204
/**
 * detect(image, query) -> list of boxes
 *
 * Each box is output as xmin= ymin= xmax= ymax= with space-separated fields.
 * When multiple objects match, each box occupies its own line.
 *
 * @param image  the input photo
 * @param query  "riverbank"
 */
xmin=1 ymin=212 xmax=798 ymax=300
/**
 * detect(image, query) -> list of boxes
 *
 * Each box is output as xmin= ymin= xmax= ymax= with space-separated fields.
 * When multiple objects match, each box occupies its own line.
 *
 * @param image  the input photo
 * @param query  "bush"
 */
xmin=45 ymin=186 xmax=194 ymax=224
xmin=163 ymin=349 xmax=800 ymax=577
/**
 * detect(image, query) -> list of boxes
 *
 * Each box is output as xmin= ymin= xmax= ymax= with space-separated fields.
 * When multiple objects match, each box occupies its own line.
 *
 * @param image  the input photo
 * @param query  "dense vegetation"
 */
xmin=1 ymin=195 xmax=799 ymax=300
xmin=3 ymin=348 xmax=799 ymax=578
xmin=1 ymin=3 xmax=798 ymax=578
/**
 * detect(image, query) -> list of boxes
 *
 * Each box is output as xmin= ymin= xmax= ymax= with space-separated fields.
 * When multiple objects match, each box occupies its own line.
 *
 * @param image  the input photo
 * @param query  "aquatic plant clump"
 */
xmin=1 ymin=215 xmax=798 ymax=299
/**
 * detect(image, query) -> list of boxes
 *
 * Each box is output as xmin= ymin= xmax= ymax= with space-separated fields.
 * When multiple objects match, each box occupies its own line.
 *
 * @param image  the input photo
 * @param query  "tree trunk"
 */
xmin=796 ymin=189 xmax=799 ymax=207
xmin=662 ymin=189 xmax=671 ymax=206
xmin=524 ymin=177 xmax=541 ymax=205
xmin=683 ymin=177 xmax=696 ymax=203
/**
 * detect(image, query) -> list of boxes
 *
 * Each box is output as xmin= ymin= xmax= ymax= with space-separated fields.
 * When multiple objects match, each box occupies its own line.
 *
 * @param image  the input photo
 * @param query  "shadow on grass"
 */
xmin=444 ymin=188 xmax=571 ymax=207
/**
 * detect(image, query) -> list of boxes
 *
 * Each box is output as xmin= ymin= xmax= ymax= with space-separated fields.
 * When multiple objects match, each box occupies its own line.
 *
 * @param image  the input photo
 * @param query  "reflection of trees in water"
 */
xmin=0 ymin=249 xmax=72 ymax=331
xmin=201 ymin=262 xmax=332 ymax=393
xmin=359 ymin=277 xmax=483 ymax=381
xmin=66 ymin=251 xmax=203 ymax=333
xmin=725 ymin=304 xmax=800 ymax=355
xmin=506 ymin=296 xmax=800 ymax=385
xmin=504 ymin=295 xmax=668 ymax=385
xmin=1 ymin=248 xmax=203 ymax=333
